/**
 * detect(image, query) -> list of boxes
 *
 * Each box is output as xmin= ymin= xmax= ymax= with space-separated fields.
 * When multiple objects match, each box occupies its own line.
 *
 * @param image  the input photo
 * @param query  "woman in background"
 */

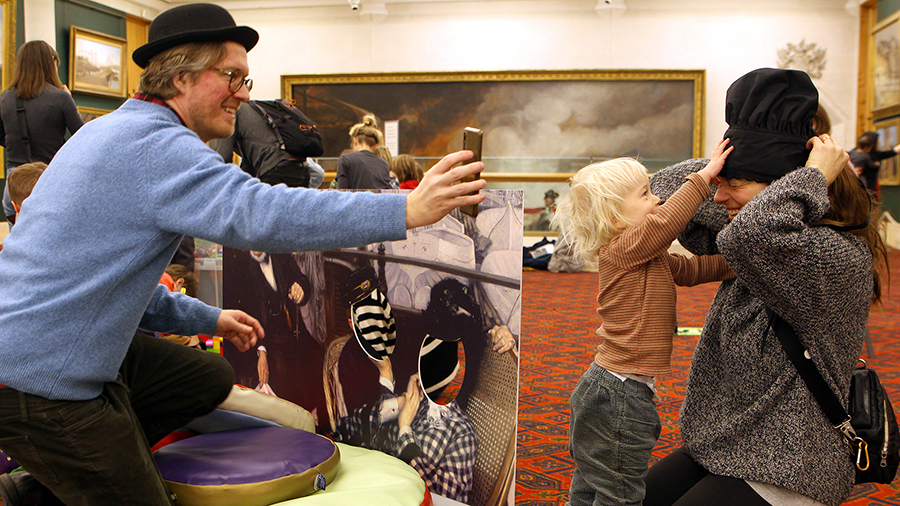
xmin=334 ymin=114 xmax=393 ymax=190
xmin=0 ymin=40 xmax=83 ymax=225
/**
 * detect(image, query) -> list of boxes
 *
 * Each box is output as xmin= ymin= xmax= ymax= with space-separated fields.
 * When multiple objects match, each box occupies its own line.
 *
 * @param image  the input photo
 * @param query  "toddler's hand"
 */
xmin=697 ymin=138 xmax=733 ymax=184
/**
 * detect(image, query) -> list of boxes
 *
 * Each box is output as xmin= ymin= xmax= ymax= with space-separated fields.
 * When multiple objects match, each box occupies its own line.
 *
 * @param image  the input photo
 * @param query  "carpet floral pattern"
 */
xmin=516 ymin=248 xmax=900 ymax=506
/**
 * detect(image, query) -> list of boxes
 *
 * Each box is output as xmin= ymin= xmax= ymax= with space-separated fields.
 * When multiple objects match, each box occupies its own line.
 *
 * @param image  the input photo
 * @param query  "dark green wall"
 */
xmin=54 ymin=0 xmax=127 ymax=111
xmin=15 ymin=0 xmax=23 ymax=48
xmin=883 ymin=186 xmax=900 ymax=218
xmin=880 ymin=0 xmax=900 ymax=21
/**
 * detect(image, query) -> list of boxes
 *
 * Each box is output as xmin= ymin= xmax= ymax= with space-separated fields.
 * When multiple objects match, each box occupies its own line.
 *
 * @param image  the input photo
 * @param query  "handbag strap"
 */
xmin=15 ymin=95 xmax=32 ymax=161
xmin=768 ymin=309 xmax=870 ymax=468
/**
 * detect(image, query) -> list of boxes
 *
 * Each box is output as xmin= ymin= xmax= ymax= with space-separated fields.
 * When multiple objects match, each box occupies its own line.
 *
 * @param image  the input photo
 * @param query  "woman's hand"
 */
xmin=806 ymin=134 xmax=849 ymax=185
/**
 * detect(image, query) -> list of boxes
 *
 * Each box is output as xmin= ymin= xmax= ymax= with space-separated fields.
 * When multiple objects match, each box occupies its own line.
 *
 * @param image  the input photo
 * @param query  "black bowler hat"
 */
xmin=720 ymin=68 xmax=819 ymax=183
xmin=133 ymin=3 xmax=259 ymax=68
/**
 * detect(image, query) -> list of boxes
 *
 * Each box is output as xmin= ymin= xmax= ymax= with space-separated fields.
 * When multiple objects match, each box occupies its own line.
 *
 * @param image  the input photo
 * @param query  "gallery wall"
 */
xmin=21 ymin=0 xmax=860 ymax=159
xmin=232 ymin=0 xmax=860 ymax=155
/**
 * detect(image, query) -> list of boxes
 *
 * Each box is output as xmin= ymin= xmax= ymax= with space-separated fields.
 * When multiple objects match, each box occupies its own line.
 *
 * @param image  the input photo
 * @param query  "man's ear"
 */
xmin=12 ymin=201 xmax=20 ymax=214
xmin=171 ymin=71 xmax=192 ymax=93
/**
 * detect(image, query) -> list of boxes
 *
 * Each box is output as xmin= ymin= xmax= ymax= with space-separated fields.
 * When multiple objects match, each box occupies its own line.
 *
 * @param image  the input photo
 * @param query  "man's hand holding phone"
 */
xmin=406 ymin=150 xmax=485 ymax=229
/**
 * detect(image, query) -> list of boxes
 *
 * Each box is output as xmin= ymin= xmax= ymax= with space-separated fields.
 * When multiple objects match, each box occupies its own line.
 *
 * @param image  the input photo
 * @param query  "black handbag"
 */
xmin=769 ymin=310 xmax=900 ymax=484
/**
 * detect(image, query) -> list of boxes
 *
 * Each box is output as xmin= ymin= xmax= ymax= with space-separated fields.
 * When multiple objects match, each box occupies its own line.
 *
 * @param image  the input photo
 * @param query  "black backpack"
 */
xmin=248 ymin=99 xmax=324 ymax=159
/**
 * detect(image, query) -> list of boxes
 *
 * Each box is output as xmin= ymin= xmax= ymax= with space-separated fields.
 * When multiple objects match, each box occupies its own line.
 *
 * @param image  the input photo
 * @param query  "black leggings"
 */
xmin=644 ymin=447 xmax=772 ymax=506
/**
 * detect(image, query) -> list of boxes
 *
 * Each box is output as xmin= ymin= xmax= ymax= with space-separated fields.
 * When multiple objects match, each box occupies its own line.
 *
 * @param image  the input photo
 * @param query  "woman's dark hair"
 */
xmin=814 ymin=165 xmax=889 ymax=304
xmin=11 ymin=41 xmax=63 ymax=100
xmin=813 ymin=105 xmax=831 ymax=136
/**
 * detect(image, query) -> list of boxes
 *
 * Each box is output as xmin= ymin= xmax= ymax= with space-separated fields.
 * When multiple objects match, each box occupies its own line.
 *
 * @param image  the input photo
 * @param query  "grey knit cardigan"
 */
xmin=650 ymin=160 xmax=871 ymax=506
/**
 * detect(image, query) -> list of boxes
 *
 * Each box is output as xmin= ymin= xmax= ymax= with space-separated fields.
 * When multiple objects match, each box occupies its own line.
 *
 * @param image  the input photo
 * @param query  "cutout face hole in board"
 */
xmin=419 ymin=336 xmax=464 ymax=405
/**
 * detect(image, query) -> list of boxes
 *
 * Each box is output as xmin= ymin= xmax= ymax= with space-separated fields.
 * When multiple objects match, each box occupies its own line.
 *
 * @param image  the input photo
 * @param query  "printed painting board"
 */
xmin=223 ymin=190 xmax=523 ymax=506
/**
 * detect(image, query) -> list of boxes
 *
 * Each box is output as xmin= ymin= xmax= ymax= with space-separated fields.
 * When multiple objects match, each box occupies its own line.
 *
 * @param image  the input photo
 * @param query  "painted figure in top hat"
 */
xmin=0 ymin=3 xmax=485 ymax=504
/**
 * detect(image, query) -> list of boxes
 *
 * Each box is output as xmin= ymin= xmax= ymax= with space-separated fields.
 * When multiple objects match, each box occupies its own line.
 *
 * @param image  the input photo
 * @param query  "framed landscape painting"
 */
xmin=69 ymin=26 xmax=127 ymax=98
xmin=875 ymin=117 xmax=900 ymax=185
xmin=76 ymin=106 xmax=112 ymax=123
xmin=872 ymin=14 xmax=900 ymax=116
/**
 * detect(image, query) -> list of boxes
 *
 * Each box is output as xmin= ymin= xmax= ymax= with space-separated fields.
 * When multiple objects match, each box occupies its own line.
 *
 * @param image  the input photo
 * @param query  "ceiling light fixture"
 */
xmin=595 ymin=0 xmax=626 ymax=18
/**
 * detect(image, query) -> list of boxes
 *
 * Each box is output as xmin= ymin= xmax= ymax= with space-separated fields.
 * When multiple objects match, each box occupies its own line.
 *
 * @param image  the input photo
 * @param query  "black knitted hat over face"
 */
xmin=720 ymin=68 xmax=819 ymax=183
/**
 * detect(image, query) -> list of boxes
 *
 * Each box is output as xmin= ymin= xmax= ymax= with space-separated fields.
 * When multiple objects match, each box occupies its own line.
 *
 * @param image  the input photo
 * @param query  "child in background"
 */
xmin=391 ymin=155 xmax=425 ymax=190
xmin=157 ymin=264 xmax=203 ymax=348
xmin=166 ymin=263 xmax=199 ymax=298
xmin=7 ymin=162 xmax=47 ymax=219
xmin=552 ymin=140 xmax=734 ymax=506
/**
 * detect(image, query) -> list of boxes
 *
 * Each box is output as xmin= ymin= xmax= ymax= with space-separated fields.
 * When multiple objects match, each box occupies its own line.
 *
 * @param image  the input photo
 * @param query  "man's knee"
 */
xmin=204 ymin=353 xmax=235 ymax=405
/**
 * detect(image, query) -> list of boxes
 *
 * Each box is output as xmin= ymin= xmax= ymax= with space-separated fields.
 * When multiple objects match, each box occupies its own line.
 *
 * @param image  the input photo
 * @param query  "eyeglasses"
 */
xmin=210 ymin=67 xmax=253 ymax=93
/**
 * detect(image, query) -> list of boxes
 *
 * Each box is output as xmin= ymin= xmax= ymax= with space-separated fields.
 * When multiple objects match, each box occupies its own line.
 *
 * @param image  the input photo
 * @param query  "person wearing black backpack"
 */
xmin=213 ymin=99 xmax=324 ymax=187
xmin=644 ymin=68 xmax=891 ymax=506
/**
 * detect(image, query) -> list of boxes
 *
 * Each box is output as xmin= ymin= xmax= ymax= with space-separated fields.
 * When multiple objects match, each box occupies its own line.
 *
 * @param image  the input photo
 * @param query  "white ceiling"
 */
xmin=106 ymin=0 xmax=861 ymax=20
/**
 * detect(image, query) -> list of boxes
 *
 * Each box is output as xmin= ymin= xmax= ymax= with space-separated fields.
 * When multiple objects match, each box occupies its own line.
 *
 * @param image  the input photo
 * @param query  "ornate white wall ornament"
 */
xmin=777 ymin=39 xmax=827 ymax=79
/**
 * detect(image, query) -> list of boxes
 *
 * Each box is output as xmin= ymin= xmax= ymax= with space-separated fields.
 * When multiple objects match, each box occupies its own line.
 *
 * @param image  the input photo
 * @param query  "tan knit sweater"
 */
xmin=593 ymin=172 xmax=733 ymax=376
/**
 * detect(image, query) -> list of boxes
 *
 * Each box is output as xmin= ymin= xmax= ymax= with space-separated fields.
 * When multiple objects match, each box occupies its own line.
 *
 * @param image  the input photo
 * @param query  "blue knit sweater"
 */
xmin=0 ymin=98 xmax=407 ymax=400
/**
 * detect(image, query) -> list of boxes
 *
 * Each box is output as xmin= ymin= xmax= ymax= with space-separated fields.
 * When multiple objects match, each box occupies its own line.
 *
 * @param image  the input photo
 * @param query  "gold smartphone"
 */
xmin=460 ymin=127 xmax=483 ymax=217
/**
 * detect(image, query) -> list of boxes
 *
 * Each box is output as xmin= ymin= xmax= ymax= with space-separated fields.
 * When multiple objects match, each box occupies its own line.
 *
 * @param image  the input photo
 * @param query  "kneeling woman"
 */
xmin=645 ymin=68 xmax=889 ymax=506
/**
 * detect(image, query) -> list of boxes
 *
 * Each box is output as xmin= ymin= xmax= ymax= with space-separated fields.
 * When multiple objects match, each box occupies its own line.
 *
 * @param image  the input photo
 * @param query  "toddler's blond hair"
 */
xmin=552 ymin=157 xmax=649 ymax=261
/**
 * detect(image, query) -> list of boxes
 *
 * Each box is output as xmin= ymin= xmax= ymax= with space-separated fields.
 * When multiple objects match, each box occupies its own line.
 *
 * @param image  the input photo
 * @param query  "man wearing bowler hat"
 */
xmin=0 ymin=3 xmax=485 ymax=505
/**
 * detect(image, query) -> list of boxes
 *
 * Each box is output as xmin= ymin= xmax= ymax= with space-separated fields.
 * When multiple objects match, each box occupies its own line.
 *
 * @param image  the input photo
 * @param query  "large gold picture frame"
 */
xmin=282 ymin=70 xmax=704 ymax=234
xmin=0 ymin=0 xmax=15 ymax=179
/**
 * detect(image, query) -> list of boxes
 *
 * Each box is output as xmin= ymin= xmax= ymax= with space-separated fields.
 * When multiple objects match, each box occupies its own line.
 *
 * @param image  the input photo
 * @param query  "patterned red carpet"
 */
xmin=516 ymin=248 xmax=900 ymax=506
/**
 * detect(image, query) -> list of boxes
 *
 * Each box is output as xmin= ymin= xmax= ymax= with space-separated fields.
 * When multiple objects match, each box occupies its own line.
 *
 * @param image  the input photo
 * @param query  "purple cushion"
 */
xmin=155 ymin=427 xmax=336 ymax=486
xmin=153 ymin=426 xmax=340 ymax=506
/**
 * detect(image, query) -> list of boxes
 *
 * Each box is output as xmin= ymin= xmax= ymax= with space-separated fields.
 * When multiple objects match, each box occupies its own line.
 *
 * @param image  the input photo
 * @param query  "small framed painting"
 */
xmin=69 ymin=26 xmax=127 ymax=98
xmin=871 ymin=15 xmax=900 ymax=116
xmin=875 ymin=117 xmax=900 ymax=185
